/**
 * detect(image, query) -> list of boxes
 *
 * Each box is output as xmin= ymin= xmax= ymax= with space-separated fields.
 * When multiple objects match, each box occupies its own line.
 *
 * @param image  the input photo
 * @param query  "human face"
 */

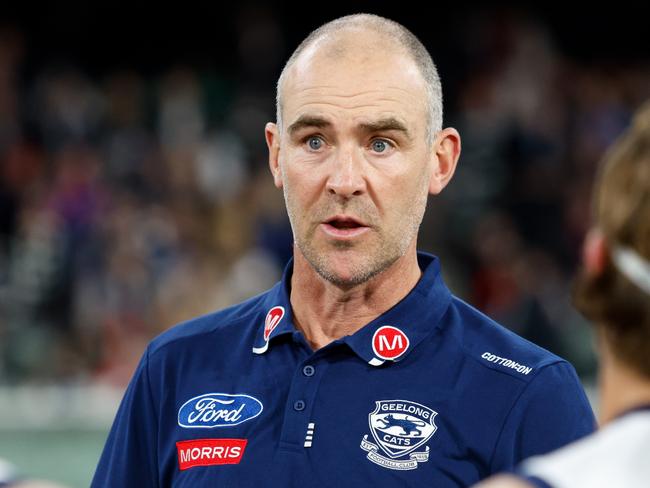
xmin=268 ymin=42 xmax=437 ymax=288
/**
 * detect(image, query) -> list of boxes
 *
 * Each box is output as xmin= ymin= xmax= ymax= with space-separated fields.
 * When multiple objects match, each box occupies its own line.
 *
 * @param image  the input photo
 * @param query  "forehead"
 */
xmin=282 ymin=38 xmax=428 ymax=133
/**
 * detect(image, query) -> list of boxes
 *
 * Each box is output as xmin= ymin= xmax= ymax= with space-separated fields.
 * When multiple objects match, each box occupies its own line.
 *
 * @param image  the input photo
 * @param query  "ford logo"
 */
xmin=178 ymin=393 xmax=264 ymax=428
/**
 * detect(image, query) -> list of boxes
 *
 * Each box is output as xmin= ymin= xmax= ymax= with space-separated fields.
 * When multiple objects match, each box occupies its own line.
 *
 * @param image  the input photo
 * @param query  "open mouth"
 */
xmin=327 ymin=218 xmax=363 ymax=229
xmin=321 ymin=215 xmax=369 ymax=238
xmin=325 ymin=216 xmax=365 ymax=229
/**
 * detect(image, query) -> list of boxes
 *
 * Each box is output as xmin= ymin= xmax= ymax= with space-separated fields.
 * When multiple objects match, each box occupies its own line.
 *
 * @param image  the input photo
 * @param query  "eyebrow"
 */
xmin=358 ymin=117 xmax=410 ymax=137
xmin=287 ymin=115 xmax=332 ymax=136
xmin=287 ymin=114 xmax=412 ymax=141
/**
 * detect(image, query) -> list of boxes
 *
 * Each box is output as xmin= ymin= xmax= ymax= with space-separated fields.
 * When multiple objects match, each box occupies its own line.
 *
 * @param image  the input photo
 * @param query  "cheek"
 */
xmin=282 ymin=165 xmax=325 ymax=222
xmin=283 ymin=157 xmax=327 ymax=197
xmin=381 ymin=170 xmax=429 ymax=230
xmin=387 ymin=167 xmax=429 ymax=206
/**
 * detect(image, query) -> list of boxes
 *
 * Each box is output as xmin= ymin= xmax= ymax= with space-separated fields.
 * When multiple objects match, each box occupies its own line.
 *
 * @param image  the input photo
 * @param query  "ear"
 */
xmin=583 ymin=228 xmax=609 ymax=276
xmin=428 ymin=127 xmax=461 ymax=195
xmin=265 ymin=122 xmax=283 ymax=189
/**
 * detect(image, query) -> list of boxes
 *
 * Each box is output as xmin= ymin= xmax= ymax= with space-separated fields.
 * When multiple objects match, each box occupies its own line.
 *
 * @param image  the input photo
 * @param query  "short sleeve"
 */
xmin=91 ymin=344 xmax=159 ymax=487
xmin=489 ymin=361 xmax=595 ymax=472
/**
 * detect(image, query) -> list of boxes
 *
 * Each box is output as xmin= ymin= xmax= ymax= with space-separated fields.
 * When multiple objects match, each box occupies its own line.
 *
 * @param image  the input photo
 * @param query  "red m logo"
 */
xmin=378 ymin=334 xmax=403 ymax=351
xmin=372 ymin=326 xmax=410 ymax=360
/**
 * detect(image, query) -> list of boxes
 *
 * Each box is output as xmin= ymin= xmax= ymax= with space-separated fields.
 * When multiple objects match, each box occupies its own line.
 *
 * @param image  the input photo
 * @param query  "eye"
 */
xmin=370 ymin=139 xmax=392 ymax=153
xmin=306 ymin=136 xmax=324 ymax=151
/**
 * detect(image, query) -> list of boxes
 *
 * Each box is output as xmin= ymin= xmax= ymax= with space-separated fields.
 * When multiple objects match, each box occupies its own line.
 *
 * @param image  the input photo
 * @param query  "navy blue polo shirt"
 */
xmin=91 ymin=252 xmax=595 ymax=487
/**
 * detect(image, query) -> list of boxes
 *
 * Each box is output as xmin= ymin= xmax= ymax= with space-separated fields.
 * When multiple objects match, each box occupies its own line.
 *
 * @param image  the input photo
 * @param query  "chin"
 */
xmin=299 ymin=238 xmax=400 ymax=288
xmin=320 ymin=268 xmax=372 ymax=288
xmin=317 ymin=254 xmax=386 ymax=288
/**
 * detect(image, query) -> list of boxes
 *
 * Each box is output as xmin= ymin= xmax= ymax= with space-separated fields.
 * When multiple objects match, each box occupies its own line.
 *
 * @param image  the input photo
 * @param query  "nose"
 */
xmin=326 ymin=144 xmax=366 ymax=198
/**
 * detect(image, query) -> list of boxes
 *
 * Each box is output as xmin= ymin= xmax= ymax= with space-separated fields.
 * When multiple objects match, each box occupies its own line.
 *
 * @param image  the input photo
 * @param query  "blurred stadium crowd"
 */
xmin=0 ymin=9 xmax=648 ymax=387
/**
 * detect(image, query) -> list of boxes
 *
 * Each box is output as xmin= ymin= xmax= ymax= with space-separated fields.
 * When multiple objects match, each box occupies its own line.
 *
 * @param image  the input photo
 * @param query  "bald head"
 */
xmin=275 ymin=14 xmax=443 ymax=142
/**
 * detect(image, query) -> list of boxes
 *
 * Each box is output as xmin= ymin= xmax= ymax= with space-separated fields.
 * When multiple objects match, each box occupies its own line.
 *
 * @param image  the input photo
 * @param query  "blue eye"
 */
xmin=371 ymin=139 xmax=390 ymax=153
xmin=307 ymin=136 xmax=323 ymax=150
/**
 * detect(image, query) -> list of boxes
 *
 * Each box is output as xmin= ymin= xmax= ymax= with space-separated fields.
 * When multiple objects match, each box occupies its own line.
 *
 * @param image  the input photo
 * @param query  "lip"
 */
xmin=320 ymin=215 xmax=370 ymax=239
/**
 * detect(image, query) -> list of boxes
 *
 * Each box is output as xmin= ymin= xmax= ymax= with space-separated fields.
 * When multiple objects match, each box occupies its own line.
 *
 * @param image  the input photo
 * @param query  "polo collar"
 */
xmin=252 ymin=252 xmax=452 ymax=366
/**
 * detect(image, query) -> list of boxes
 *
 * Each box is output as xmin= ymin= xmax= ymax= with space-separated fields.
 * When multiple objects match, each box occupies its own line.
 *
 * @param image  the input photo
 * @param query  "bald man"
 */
xmin=91 ymin=14 xmax=594 ymax=487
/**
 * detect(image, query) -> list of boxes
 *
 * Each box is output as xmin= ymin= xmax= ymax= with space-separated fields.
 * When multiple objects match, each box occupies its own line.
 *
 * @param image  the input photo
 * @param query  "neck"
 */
xmin=289 ymin=245 xmax=422 ymax=350
xmin=598 ymin=336 xmax=650 ymax=425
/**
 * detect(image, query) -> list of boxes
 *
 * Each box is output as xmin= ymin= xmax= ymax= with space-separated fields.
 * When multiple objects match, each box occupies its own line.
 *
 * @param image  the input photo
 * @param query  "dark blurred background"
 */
xmin=0 ymin=2 xmax=648 ymax=484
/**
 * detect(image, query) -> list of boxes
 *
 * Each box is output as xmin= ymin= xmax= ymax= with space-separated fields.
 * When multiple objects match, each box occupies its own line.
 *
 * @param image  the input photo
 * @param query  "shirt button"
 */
xmin=294 ymin=400 xmax=306 ymax=411
xmin=303 ymin=365 xmax=315 ymax=377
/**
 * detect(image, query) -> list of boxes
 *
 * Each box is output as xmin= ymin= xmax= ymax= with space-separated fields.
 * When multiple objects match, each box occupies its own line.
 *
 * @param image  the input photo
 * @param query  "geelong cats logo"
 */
xmin=360 ymin=400 xmax=437 ymax=471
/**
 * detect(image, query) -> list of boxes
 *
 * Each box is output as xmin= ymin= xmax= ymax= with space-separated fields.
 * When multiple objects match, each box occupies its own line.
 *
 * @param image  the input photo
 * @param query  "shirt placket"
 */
xmin=277 ymin=331 xmax=331 ymax=452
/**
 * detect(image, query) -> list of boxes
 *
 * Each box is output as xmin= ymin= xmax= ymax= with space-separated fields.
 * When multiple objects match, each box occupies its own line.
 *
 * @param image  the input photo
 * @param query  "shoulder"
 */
xmin=443 ymin=296 xmax=570 ymax=383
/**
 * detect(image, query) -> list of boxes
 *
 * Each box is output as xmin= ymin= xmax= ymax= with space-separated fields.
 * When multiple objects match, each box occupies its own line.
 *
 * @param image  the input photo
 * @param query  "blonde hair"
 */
xmin=573 ymin=100 xmax=650 ymax=377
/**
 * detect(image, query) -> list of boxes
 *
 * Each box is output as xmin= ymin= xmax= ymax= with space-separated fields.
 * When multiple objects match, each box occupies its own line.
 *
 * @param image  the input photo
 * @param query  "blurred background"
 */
xmin=0 ymin=1 xmax=648 ymax=486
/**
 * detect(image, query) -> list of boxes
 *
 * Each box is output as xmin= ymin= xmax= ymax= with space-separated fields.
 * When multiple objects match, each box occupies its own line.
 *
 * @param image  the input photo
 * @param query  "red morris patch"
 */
xmin=176 ymin=438 xmax=247 ymax=470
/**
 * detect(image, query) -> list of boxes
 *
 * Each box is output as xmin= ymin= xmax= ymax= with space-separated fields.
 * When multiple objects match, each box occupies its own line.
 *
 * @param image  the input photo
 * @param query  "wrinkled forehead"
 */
xmin=281 ymin=35 xmax=428 ymax=133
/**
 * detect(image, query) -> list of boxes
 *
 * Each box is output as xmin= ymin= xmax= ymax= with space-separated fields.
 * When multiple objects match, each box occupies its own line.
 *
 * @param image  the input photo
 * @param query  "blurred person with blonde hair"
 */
xmin=475 ymin=101 xmax=650 ymax=488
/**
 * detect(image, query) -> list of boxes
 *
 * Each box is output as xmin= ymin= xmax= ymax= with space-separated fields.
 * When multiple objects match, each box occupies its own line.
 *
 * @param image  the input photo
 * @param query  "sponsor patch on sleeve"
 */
xmin=481 ymin=352 xmax=533 ymax=375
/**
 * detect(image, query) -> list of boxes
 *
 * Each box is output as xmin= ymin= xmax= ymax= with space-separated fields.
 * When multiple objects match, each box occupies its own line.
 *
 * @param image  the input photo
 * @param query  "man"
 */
xmin=474 ymin=102 xmax=650 ymax=488
xmin=91 ymin=14 xmax=594 ymax=487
